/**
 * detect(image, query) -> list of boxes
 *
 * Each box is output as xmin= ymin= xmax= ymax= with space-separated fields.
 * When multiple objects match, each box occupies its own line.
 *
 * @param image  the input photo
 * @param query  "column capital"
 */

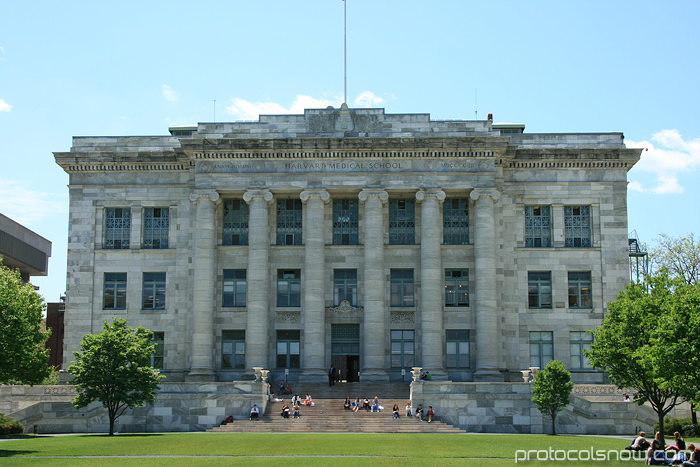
xmin=189 ymin=190 xmax=221 ymax=205
xmin=358 ymin=189 xmax=389 ymax=204
xmin=300 ymin=189 xmax=331 ymax=204
xmin=415 ymin=189 xmax=446 ymax=203
xmin=470 ymin=188 xmax=501 ymax=202
xmin=243 ymin=189 xmax=274 ymax=205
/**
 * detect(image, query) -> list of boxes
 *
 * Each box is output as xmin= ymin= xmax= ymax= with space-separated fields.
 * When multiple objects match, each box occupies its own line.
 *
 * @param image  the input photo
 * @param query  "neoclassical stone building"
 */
xmin=55 ymin=105 xmax=641 ymax=384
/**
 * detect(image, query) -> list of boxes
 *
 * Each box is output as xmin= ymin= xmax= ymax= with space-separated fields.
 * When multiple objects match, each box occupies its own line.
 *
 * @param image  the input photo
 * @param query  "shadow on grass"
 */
xmin=0 ymin=449 xmax=37 ymax=457
xmin=77 ymin=433 xmax=165 ymax=437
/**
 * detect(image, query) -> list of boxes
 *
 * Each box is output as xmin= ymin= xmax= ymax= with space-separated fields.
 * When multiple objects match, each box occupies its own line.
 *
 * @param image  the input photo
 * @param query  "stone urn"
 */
xmin=411 ymin=367 xmax=423 ymax=382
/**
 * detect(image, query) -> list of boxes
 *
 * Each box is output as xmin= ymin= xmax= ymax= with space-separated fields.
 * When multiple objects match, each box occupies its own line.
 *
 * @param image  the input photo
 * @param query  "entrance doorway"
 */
xmin=331 ymin=324 xmax=360 ymax=382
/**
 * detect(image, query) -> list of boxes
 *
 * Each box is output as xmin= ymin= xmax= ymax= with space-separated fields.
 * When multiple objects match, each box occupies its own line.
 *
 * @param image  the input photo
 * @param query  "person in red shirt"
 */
xmin=426 ymin=406 xmax=435 ymax=423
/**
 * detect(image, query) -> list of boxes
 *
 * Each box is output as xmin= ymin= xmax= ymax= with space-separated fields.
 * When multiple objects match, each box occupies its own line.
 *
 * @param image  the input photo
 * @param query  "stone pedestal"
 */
xmin=244 ymin=190 xmax=274 ymax=370
xmin=358 ymin=189 xmax=389 ymax=381
xmin=299 ymin=190 xmax=330 ymax=382
xmin=187 ymin=191 xmax=220 ymax=381
xmin=470 ymin=189 xmax=503 ymax=381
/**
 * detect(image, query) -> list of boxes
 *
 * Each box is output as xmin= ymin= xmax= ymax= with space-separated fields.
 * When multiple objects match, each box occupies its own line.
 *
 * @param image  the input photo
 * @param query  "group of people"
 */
xmin=627 ymin=431 xmax=700 ymax=466
xmin=342 ymin=397 xmax=435 ymax=422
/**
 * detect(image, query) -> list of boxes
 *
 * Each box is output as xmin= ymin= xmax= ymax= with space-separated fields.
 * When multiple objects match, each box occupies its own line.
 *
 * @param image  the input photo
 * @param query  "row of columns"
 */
xmin=187 ymin=187 xmax=501 ymax=382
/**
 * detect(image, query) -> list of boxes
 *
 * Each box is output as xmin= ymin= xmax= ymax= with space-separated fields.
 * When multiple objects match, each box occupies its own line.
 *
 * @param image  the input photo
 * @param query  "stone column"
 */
xmin=243 ymin=189 xmax=274 ymax=370
xmin=187 ymin=190 xmax=220 ymax=381
xmin=300 ymin=189 xmax=330 ymax=382
xmin=358 ymin=189 xmax=389 ymax=381
xmin=416 ymin=189 xmax=446 ymax=379
xmin=470 ymin=188 xmax=503 ymax=381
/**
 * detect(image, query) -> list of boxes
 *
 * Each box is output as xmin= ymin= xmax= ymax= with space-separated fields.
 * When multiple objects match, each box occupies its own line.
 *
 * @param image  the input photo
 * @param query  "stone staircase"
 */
xmin=208 ymin=382 xmax=465 ymax=434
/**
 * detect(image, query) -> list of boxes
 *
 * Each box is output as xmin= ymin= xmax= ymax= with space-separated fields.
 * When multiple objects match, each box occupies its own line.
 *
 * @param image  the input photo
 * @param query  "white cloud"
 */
xmin=627 ymin=130 xmax=700 ymax=194
xmin=161 ymin=84 xmax=180 ymax=102
xmin=354 ymin=91 xmax=383 ymax=108
xmin=226 ymin=94 xmax=341 ymax=121
xmin=0 ymin=98 xmax=12 ymax=112
xmin=0 ymin=179 xmax=67 ymax=225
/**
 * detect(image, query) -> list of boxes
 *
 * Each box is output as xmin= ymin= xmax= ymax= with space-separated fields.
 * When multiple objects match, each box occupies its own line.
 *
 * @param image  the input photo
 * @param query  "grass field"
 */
xmin=1 ymin=433 xmax=696 ymax=466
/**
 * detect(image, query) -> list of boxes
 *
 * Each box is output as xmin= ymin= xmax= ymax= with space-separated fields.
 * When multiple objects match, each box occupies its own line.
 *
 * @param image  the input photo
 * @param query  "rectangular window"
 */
xmin=142 ymin=272 xmax=166 ymax=310
xmin=222 ymin=330 xmax=245 ymax=369
xmin=528 ymin=271 xmax=552 ymax=309
xmin=105 ymin=207 xmax=131 ymax=249
xmin=143 ymin=208 xmax=169 ymax=249
xmin=446 ymin=330 xmax=470 ymax=368
xmin=570 ymin=331 xmax=594 ymax=370
xmin=332 ymin=199 xmax=359 ymax=245
xmin=277 ymin=269 xmax=301 ymax=307
xmin=390 ymin=269 xmax=414 ymax=307
xmin=223 ymin=199 xmax=249 ymax=246
xmin=529 ymin=331 xmax=553 ymax=369
xmin=223 ymin=269 xmax=247 ymax=307
xmin=445 ymin=269 xmax=469 ymax=306
xmin=568 ymin=271 xmax=592 ymax=309
xmin=276 ymin=199 xmax=302 ymax=245
xmin=389 ymin=199 xmax=415 ymax=245
xmin=333 ymin=269 xmax=357 ymax=306
xmin=524 ymin=206 xmax=552 ymax=247
xmin=103 ymin=273 xmax=127 ymax=310
xmin=151 ymin=332 xmax=164 ymax=369
xmin=390 ymin=330 xmax=415 ymax=368
xmin=443 ymin=198 xmax=469 ymax=245
xmin=564 ymin=205 xmax=592 ymax=247
xmin=276 ymin=330 xmax=300 ymax=369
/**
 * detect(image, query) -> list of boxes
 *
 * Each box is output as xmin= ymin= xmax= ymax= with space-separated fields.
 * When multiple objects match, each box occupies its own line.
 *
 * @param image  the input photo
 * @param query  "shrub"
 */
xmin=682 ymin=424 xmax=700 ymax=437
xmin=654 ymin=417 xmax=692 ymax=436
xmin=0 ymin=413 xmax=24 ymax=435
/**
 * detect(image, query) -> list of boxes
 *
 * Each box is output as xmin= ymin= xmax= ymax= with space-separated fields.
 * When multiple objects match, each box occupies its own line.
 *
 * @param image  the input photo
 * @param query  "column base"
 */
xmin=360 ymin=368 xmax=390 ymax=382
xmin=299 ymin=369 xmax=328 ymax=383
xmin=186 ymin=368 xmax=217 ymax=382
xmin=473 ymin=368 xmax=504 ymax=382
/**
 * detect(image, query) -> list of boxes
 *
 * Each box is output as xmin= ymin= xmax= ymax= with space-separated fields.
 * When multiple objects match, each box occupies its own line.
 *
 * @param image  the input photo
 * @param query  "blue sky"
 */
xmin=1 ymin=1 xmax=699 ymax=302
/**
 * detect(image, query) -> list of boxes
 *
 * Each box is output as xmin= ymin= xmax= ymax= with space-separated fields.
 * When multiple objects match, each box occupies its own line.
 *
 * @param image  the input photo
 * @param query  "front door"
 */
xmin=331 ymin=324 xmax=360 ymax=382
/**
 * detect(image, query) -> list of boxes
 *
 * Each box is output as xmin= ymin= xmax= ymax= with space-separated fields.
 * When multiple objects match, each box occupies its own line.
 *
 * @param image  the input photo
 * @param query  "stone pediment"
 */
xmin=326 ymin=300 xmax=364 ymax=315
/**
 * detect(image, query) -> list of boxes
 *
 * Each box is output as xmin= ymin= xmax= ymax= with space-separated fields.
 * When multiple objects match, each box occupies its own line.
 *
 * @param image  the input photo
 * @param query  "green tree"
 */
xmin=0 ymin=260 xmax=51 ymax=385
xmin=531 ymin=360 xmax=574 ymax=435
xmin=67 ymin=318 xmax=165 ymax=435
xmin=651 ymin=233 xmax=700 ymax=424
xmin=651 ymin=233 xmax=700 ymax=285
xmin=586 ymin=274 xmax=696 ymax=445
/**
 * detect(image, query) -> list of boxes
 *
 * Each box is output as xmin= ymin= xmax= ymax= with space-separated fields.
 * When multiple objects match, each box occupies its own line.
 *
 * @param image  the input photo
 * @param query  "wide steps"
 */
xmin=209 ymin=395 xmax=464 ymax=434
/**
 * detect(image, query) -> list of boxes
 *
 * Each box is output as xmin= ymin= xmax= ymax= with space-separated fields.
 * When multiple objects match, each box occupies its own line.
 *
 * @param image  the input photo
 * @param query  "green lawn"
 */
xmin=1 ymin=433 xmax=695 ymax=466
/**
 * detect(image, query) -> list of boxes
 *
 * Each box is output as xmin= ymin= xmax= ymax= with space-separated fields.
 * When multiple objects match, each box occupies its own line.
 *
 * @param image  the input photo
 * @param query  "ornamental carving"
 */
xmin=325 ymin=300 xmax=364 ymax=315
xmin=572 ymin=385 xmax=631 ymax=395
xmin=353 ymin=114 xmax=383 ymax=133
xmin=307 ymin=114 xmax=334 ymax=134
xmin=276 ymin=311 xmax=301 ymax=324
xmin=390 ymin=311 xmax=415 ymax=325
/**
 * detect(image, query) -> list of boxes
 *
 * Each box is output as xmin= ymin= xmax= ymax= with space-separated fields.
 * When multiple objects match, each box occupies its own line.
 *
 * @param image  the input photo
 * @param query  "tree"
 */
xmin=586 ymin=274 xmax=700 ymax=445
xmin=531 ymin=360 xmax=574 ymax=435
xmin=650 ymin=233 xmax=700 ymax=424
xmin=651 ymin=233 xmax=700 ymax=285
xmin=0 ymin=260 xmax=51 ymax=385
xmin=67 ymin=318 xmax=165 ymax=435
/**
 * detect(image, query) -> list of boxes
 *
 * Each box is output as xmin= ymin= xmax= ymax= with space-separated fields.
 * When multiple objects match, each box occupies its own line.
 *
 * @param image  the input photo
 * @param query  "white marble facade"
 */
xmin=55 ymin=105 xmax=641 ymax=384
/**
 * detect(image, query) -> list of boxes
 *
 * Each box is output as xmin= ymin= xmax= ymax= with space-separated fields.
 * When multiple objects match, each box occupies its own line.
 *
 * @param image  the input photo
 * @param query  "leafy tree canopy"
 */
xmin=67 ymin=318 xmax=165 ymax=435
xmin=0 ymin=260 xmax=51 ymax=385
xmin=586 ymin=273 xmax=700 ymax=444
xmin=651 ymin=233 xmax=700 ymax=285
xmin=531 ymin=360 xmax=574 ymax=435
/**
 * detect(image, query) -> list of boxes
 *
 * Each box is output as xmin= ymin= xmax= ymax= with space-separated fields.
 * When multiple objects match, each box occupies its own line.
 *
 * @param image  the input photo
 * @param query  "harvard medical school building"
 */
xmin=55 ymin=106 xmax=641 ymax=384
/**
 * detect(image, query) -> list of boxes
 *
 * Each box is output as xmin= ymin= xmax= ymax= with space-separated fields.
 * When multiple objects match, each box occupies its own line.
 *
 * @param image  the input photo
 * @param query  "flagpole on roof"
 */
xmin=344 ymin=0 xmax=347 ymax=105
